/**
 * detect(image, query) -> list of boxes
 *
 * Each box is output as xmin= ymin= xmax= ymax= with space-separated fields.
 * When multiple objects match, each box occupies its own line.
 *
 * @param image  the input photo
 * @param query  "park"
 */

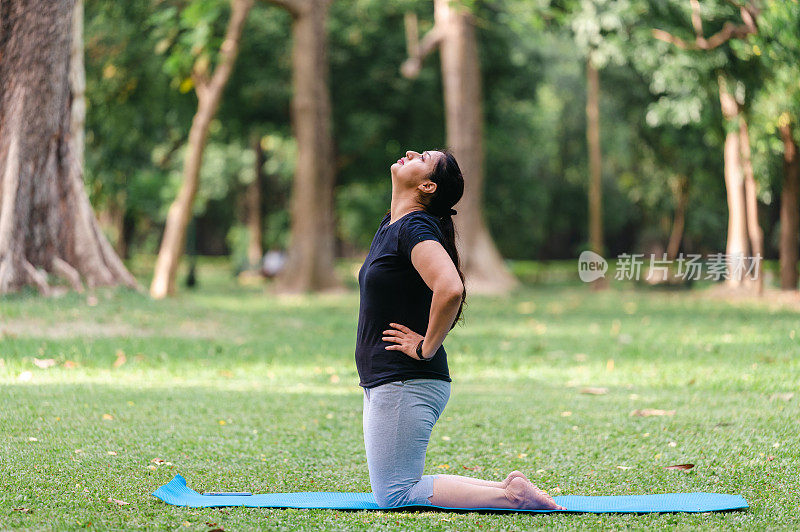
xmin=1 ymin=0 xmax=799 ymax=529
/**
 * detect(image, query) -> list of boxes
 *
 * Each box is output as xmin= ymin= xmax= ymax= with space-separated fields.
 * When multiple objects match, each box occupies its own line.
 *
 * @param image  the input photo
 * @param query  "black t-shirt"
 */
xmin=355 ymin=210 xmax=452 ymax=388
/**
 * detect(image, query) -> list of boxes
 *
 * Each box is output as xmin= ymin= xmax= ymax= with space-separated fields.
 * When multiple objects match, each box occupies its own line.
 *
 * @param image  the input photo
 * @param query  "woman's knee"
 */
xmin=372 ymin=477 xmax=433 ymax=508
xmin=372 ymin=482 xmax=416 ymax=508
xmin=372 ymin=485 xmax=403 ymax=508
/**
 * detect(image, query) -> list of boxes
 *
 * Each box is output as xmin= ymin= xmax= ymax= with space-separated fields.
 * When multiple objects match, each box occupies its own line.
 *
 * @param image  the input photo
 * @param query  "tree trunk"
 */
xmin=717 ymin=75 xmax=749 ymax=288
xmin=666 ymin=174 xmax=688 ymax=261
xmin=0 ymin=0 xmax=137 ymax=294
xmin=271 ymin=0 xmax=342 ymax=294
xmin=779 ymin=120 xmax=799 ymax=291
xmin=247 ymin=135 xmax=264 ymax=268
xmin=97 ymin=193 xmax=128 ymax=259
xmin=150 ymin=0 xmax=253 ymax=298
xmin=738 ymin=116 xmax=763 ymax=294
xmin=585 ymin=56 xmax=606 ymax=290
xmin=435 ymin=0 xmax=518 ymax=295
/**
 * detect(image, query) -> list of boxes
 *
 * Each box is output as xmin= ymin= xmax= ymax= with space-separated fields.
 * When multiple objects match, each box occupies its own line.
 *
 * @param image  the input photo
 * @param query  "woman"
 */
xmin=355 ymin=148 xmax=564 ymax=510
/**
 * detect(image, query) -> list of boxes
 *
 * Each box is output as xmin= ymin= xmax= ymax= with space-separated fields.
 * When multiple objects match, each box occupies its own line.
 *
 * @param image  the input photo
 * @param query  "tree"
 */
xmin=401 ymin=0 xmax=519 ymax=294
xmin=0 ymin=0 xmax=137 ymax=294
xmin=748 ymin=0 xmax=800 ymax=290
xmin=262 ymin=0 xmax=342 ymax=294
xmin=150 ymin=0 xmax=253 ymax=299
xmin=653 ymin=0 xmax=764 ymax=291
xmin=557 ymin=0 xmax=638 ymax=288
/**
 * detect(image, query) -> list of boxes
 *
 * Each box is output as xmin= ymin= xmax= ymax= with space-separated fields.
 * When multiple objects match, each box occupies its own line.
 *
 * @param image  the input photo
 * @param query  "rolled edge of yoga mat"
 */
xmin=152 ymin=474 xmax=749 ymax=513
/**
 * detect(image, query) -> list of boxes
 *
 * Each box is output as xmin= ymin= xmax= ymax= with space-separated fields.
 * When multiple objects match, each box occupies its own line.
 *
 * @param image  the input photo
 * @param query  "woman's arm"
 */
xmin=383 ymin=240 xmax=463 ymax=359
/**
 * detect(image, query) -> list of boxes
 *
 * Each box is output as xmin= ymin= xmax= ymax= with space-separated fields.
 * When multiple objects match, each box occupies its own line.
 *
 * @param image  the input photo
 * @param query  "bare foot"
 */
xmin=501 ymin=470 xmax=530 ymax=488
xmin=504 ymin=477 xmax=566 ymax=511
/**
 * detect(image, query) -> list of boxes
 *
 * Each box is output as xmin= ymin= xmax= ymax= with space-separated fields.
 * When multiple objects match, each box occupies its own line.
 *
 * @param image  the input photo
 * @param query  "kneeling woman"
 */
xmin=355 ymin=148 xmax=564 ymax=510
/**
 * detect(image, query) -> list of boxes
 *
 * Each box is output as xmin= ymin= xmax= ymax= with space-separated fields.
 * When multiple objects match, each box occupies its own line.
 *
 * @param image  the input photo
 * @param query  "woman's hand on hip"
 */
xmin=382 ymin=322 xmax=424 ymax=359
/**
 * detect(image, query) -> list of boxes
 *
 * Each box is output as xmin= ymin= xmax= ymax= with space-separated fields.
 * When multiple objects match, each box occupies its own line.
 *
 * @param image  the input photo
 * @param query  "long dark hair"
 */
xmin=388 ymin=148 xmax=466 ymax=329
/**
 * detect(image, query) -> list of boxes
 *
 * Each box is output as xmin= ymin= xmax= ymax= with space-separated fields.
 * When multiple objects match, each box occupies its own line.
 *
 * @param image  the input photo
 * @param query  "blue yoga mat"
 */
xmin=152 ymin=474 xmax=748 ymax=513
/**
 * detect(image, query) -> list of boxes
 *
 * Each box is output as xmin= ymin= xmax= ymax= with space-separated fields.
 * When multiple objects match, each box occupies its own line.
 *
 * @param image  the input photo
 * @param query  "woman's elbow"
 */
xmin=436 ymin=283 xmax=463 ymax=301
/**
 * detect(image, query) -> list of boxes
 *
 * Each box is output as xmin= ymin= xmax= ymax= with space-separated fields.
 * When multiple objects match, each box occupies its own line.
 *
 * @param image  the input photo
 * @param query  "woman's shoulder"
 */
xmin=401 ymin=210 xmax=442 ymax=229
xmin=401 ymin=209 xmax=441 ymax=226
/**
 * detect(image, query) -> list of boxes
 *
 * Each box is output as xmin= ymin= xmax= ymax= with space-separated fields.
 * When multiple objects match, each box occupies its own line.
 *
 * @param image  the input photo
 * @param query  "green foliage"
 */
xmin=81 ymin=0 xmax=800 ymax=262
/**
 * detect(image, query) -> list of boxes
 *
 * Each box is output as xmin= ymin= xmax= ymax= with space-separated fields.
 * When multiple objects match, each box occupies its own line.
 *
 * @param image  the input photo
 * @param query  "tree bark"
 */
xmin=779 ymin=120 xmax=799 ymax=291
xmin=150 ymin=0 xmax=253 ymax=298
xmin=666 ymin=174 xmax=688 ymax=260
xmin=738 ymin=115 xmax=763 ymax=293
xmin=0 ymin=0 xmax=137 ymax=294
xmin=269 ymin=0 xmax=342 ymax=294
xmin=247 ymin=135 xmax=264 ymax=268
xmin=717 ymin=75 xmax=749 ymax=288
xmin=401 ymin=1 xmax=517 ymax=294
xmin=585 ymin=56 xmax=606 ymax=290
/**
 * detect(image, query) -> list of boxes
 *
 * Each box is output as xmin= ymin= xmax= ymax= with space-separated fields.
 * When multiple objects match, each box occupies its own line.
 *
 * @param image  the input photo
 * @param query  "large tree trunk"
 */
xmin=271 ymin=0 xmax=342 ymax=293
xmin=150 ymin=0 xmax=253 ymax=298
xmin=738 ymin=116 xmax=763 ymax=293
xmin=585 ymin=56 xmax=606 ymax=290
xmin=717 ymin=75 xmax=749 ymax=288
xmin=247 ymin=135 xmax=264 ymax=268
xmin=400 ymin=2 xmax=516 ymax=294
xmin=434 ymin=0 xmax=518 ymax=294
xmin=779 ymin=120 xmax=799 ymax=291
xmin=0 ymin=0 xmax=137 ymax=294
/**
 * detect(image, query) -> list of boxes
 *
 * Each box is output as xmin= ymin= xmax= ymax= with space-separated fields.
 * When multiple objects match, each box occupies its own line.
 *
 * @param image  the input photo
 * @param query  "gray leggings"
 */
xmin=362 ymin=378 xmax=451 ymax=507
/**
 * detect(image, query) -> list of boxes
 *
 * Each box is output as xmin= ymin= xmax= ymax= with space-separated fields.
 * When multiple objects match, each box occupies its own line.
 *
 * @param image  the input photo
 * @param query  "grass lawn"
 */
xmin=1 ymin=258 xmax=798 ymax=530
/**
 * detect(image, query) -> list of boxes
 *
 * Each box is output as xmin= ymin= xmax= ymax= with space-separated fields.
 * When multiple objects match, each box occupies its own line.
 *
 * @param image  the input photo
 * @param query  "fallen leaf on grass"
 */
xmin=580 ymin=387 xmax=608 ymax=395
xmin=771 ymin=393 xmax=794 ymax=402
xmin=12 ymin=507 xmax=32 ymax=513
xmin=436 ymin=464 xmax=450 ymax=469
xmin=63 ymin=360 xmax=78 ymax=369
xmin=102 ymin=413 xmax=114 ymax=421
xmin=28 ymin=437 xmax=38 ymax=442
xmin=33 ymin=358 xmax=56 ymax=369
xmin=616 ymin=465 xmax=632 ymax=470
xmin=113 ymin=350 xmax=126 ymax=368
xmin=107 ymin=497 xmax=129 ymax=505
xmin=107 ymin=451 xmax=118 ymax=456
xmin=462 ymin=465 xmax=483 ymax=471
xmin=631 ymin=409 xmax=675 ymax=417
xmin=664 ymin=464 xmax=694 ymax=470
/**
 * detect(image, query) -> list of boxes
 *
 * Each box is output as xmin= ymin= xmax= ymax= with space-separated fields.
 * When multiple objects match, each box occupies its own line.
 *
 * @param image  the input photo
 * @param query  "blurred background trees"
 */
xmin=2 ymin=0 xmax=799 ymax=296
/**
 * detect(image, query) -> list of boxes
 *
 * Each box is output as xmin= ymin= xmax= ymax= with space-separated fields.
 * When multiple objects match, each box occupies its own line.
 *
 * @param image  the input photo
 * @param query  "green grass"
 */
xmin=1 ymin=258 xmax=798 ymax=530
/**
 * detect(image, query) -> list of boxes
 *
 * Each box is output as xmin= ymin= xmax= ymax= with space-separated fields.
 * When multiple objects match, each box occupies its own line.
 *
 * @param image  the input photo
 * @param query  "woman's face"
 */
xmin=391 ymin=150 xmax=443 ymax=189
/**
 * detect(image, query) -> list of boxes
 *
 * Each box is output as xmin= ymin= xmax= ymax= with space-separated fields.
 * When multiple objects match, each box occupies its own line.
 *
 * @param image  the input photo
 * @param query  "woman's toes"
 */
xmin=504 ymin=477 xmax=562 ymax=511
